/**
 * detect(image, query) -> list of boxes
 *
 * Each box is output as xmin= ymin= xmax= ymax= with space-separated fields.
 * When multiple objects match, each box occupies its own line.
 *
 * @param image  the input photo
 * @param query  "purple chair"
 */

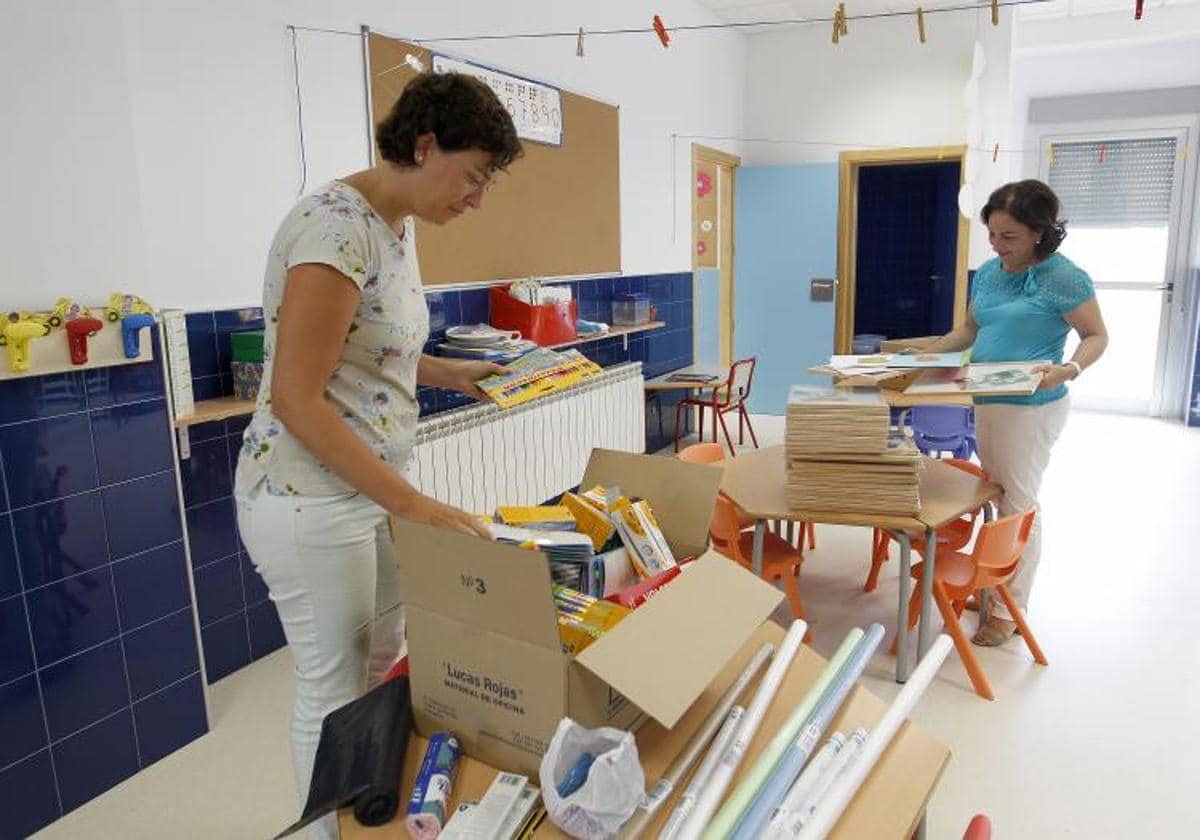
xmin=907 ymin=405 xmax=976 ymax=460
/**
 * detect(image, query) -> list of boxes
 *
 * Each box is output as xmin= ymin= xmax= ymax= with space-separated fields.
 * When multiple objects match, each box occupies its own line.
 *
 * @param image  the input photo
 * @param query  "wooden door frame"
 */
xmin=835 ymin=145 xmax=971 ymax=353
xmin=692 ymin=144 xmax=741 ymax=365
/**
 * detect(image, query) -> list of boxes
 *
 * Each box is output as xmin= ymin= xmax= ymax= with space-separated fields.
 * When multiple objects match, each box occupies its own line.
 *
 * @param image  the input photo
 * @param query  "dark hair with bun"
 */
xmin=376 ymin=72 xmax=522 ymax=172
xmin=980 ymin=179 xmax=1067 ymax=259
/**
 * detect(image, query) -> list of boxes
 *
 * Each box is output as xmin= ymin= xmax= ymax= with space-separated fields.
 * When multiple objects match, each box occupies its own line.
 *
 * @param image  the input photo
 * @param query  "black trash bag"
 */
xmin=275 ymin=676 xmax=413 ymax=838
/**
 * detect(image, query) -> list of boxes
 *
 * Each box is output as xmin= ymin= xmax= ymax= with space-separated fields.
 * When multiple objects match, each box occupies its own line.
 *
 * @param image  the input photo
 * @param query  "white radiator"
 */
xmin=406 ymin=362 xmax=645 ymax=512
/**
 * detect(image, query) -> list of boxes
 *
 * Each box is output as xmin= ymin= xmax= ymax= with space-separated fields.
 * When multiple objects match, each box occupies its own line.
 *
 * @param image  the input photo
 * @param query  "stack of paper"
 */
xmin=784 ymin=386 xmax=924 ymax=516
xmin=809 ymin=351 xmax=968 ymax=387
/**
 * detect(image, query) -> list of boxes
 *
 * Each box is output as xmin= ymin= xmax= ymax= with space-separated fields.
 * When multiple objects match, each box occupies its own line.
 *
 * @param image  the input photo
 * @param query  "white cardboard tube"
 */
xmin=676 ymin=619 xmax=808 ymax=840
xmin=793 ymin=635 xmax=953 ymax=840
xmin=659 ymin=705 xmax=745 ymax=840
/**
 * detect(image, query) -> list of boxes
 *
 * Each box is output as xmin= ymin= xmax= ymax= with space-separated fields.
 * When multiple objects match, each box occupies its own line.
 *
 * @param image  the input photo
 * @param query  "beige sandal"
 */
xmin=972 ymin=616 xmax=1016 ymax=647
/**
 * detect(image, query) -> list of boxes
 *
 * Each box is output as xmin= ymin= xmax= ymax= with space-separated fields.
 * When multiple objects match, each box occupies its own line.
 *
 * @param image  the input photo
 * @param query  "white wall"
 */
xmin=742 ymin=13 xmax=977 ymax=166
xmin=1 ymin=0 xmax=746 ymax=311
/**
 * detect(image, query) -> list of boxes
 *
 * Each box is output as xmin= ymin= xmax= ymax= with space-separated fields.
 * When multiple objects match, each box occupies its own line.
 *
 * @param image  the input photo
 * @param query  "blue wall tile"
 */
xmin=201 ymin=611 xmax=250 ymax=682
xmin=247 ymin=599 xmax=287 ymax=660
xmin=83 ymin=361 xmax=164 ymax=409
xmin=186 ymin=419 xmax=225 ymax=444
xmin=191 ymin=375 xmax=222 ymax=402
xmin=102 ymin=472 xmax=181 ymax=560
xmin=185 ymin=498 xmax=238 ymax=567
xmin=90 ymin=400 xmax=173 ymax=485
xmin=39 ymin=639 xmax=129 ymax=741
xmin=225 ymin=414 xmax=252 ymax=437
xmin=133 ymin=674 xmax=207 ymax=767
xmin=0 ymin=750 xmax=61 ymax=838
xmin=193 ymin=554 xmax=244 ymax=626
xmin=112 ymin=542 xmax=190 ymax=630
xmin=26 ymin=567 xmax=119 ymax=665
xmin=0 ymin=372 xmax=86 ymax=425
xmin=12 ymin=492 xmax=109 ymax=589
xmin=185 ymin=313 xmax=218 ymax=378
xmin=124 ymin=608 xmax=200 ymax=701
xmin=0 ymin=673 xmax=47 ymax=768
xmin=0 ymin=414 xmax=99 ymax=508
xmin=52 ymin=708 xmax=139 ymax=814
xmin=0 ymin=595 xmax=35 ymax=683
xmin=0 ymin=514 xmax=20 ymax=599
xmin=459 ymin=288 xmax=489 ymax=325
xmin=179 ymin=437 xmax=231 ymax=507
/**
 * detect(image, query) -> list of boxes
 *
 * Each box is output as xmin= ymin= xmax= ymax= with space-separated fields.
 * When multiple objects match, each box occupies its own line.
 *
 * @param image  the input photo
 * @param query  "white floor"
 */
xmin=33 ymin=410 xmax=1200 ymax=839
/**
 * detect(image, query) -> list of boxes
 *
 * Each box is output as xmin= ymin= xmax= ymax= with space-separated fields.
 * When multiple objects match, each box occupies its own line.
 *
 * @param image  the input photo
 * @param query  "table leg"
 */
xmin=895 ymin=530 xmax=912 ymax=683
xmin=917 ymin=526 xmax=936 ymax=662
xmin=752 ymin=519 xmax=766 ymax=578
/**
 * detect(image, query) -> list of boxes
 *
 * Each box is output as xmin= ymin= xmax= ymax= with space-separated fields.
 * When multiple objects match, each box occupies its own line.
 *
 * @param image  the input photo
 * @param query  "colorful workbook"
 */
xmin=476 ymin=348 xmax=602 ymax=409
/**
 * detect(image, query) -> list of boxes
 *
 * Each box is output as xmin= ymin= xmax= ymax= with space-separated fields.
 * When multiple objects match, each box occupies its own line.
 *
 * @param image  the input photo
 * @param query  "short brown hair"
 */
xmin=376 ymin=72 xmax=522 ymax=172
xmin=981 ymin=180 xmax=1067 ymax=259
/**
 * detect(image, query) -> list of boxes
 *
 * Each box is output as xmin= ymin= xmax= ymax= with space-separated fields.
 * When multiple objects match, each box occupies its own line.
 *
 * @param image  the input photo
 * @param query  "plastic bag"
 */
xmin=539 ymin=718 xmax=645 ymax=840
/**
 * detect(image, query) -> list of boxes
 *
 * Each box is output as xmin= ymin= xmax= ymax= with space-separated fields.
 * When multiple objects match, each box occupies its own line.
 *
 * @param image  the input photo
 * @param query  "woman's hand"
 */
xmin=399 ymin=493 xmax=493 ymax=539
xmin=418 ymin=356 xmax=508 ymax=401
xmin=1033 ymin=363 xmax=1076 ymax=391
xmin=443 ymin=360 xmax=509 ymax=401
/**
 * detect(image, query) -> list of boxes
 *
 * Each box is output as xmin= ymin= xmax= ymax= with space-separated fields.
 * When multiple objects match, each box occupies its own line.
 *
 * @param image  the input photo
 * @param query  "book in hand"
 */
xmin=476 ymin=348 xmax=602 ymax=409
xmin=904 ymin=361 xmax=1047 ymax=397
xmin=887 ymin=351 xmax=969 ymax=369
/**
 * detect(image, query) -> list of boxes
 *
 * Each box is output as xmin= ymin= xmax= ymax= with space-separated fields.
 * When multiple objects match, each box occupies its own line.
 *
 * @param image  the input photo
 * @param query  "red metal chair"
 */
xmin=673 ymin=357 xmax=759 ymax=455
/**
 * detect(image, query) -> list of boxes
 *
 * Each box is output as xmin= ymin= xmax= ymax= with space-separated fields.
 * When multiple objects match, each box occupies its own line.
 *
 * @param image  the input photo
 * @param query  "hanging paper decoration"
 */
xmin=694 ymin=163 xmax=718 ymax=268
xmin=696 ymin=170 xmax=713 ymax=198
xmin=696 ymin=241 xmax=707 ymax=256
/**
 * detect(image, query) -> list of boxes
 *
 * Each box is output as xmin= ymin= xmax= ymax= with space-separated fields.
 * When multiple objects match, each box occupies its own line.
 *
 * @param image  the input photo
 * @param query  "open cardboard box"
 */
xmin=394 ymin=448 xmax=784 ymax=775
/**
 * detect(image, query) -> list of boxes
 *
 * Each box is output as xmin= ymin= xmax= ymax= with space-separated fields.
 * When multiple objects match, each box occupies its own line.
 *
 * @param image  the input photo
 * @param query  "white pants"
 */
xmin=235 ymin=484 xmax=405 ymax=840
xmin=973 ymin=396 xmax=1070 ymax=620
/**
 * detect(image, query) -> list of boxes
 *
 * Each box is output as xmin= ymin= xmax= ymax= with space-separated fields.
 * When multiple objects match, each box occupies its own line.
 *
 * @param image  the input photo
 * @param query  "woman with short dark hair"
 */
xmin=234 ymin=73 xmax=521 ymax=839
xmin=920 ymin=179 xmax=1108 ymax=645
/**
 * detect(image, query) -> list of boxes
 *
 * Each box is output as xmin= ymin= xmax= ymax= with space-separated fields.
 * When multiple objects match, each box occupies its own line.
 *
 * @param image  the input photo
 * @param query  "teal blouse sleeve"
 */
xmin=1041 ymin=262 xmax=1095 ymax=315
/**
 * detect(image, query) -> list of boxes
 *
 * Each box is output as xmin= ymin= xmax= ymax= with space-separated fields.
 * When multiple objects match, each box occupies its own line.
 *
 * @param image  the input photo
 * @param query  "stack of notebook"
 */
xmin=784 ymin=385 xmax=924 ymax=516
xmin=489 ymin=523 xmax=597 ymax=593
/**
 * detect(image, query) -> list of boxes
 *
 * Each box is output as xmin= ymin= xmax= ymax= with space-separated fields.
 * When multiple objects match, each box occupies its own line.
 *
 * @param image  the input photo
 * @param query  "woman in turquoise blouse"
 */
xmin=921 ymin=180 xmax=1108 ymax=645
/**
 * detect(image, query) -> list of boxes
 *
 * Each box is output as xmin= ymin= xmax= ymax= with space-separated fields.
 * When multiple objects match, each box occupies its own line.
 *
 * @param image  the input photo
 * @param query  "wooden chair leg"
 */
xmin=934 ymin=583 xmax=994 ymax=700
xmin=738 ymin=407 xmax=745 ymax=445
xmin=996 ymin=584 xmax=1048 ymax=665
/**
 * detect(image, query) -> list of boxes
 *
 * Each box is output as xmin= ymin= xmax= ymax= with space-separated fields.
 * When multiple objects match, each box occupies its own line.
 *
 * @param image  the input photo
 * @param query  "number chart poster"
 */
xmin=432 ymin=54 xmax=563 ymax=147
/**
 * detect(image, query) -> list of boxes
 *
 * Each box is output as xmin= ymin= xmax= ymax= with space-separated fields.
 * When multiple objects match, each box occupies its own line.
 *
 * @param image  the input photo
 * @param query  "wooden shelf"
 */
xmin=174 ymin=395 xmax=256 ymax=428
xmin=546 ymin=320 xmax=665 ymax=350
xmin=172 ymin=323 xmax=665 ymax=430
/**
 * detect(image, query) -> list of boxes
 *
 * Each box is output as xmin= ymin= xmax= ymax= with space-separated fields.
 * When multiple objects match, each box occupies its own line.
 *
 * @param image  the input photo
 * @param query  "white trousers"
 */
xmin=973 ymin=396 xmax=1070 ymax=620
xmin=235 ymin=484 xmax=405 ymax=840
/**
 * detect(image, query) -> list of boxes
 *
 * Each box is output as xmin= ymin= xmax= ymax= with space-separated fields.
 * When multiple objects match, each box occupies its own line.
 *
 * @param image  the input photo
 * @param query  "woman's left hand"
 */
xmin=1033 ymin=363 xmax=1075 ymax=391
xmin=445 ymin=360 xmax=509 ymax=400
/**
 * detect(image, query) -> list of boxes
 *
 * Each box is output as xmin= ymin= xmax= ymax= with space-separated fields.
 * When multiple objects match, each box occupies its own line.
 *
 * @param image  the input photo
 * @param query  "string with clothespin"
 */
xmin=1135 ymin=0 xmax=1145 ymax=21
xmin=832 ymin=3 xmax=849 ymax=44
xmin=916 ymin=7 xmax=927 ymax=43
xmin=576 ymin=26 xmax=585 ymax=57
xmin=991 ymin=0 xmax=1000 ymax=25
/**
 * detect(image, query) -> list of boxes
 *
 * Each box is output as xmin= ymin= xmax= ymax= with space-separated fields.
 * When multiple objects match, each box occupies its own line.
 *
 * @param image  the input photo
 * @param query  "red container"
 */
xmin=490 ymin=286 xmax=578 ymax=346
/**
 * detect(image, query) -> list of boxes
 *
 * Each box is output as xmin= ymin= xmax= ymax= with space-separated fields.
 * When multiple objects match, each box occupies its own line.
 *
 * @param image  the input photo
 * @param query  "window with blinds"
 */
xmin=1047 ymin=137 xmax=1177 ymax=227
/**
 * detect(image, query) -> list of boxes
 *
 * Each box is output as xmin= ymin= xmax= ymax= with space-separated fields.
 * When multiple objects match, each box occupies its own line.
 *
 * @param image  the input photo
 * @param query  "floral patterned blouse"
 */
xmin=235 ymin=181 xmax=429 ymax=497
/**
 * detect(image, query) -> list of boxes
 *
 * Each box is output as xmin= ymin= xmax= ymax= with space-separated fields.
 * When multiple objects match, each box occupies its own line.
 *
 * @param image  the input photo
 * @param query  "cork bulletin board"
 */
xmin=366 ymin=31 xmax=621 ymax=286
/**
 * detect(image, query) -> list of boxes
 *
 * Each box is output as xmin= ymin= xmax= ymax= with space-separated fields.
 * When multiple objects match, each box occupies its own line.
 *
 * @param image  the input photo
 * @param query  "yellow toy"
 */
xmin=2 ymin=313 xmax=51 ymax=371
xmin=46 ymin=298 xmax=94 ymax=328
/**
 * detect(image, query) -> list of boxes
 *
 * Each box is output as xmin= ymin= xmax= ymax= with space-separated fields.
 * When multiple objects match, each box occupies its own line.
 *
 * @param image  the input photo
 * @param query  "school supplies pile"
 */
xmin=553 ymin=585 xmax=632 ymax=654
xmin=438 ymin=773 xmax=543 ymax=840
xmin=490 ymin=523 xmax=598 ymax=593
xmin=784 ymin=386 xmax=924 ymax=516
xmin=476 ymin=348 xmax=602 ymax=409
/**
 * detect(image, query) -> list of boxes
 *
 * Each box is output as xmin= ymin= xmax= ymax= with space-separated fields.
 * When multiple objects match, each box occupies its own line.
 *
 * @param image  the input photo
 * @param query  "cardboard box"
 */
xmin=394 ymin=448 xmax=783 ymax=775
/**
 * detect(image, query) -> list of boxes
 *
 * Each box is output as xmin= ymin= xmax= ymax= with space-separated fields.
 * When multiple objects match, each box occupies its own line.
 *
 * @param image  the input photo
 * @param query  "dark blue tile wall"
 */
xmin=181 ymin=274 xmax=696 ymax=680
xmin=181 ymin=308 xmax=285 ymax=684
xmin=0 ymin=356 xmax=207 ymax=835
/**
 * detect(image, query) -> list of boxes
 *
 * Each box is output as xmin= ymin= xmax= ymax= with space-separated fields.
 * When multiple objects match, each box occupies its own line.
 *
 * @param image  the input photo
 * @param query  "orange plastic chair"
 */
xmin=678 ymin=444 xmax=816 ymax=550
xmin=709 ymin=493 xmax=809 ymax=634
xmin=865 ymin=459 xmax=988 ymax=592
xmin=677 ymin=442 xmax=726 ymax=464
xmin=893 ymin=509 xmax=1047 ymax=701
